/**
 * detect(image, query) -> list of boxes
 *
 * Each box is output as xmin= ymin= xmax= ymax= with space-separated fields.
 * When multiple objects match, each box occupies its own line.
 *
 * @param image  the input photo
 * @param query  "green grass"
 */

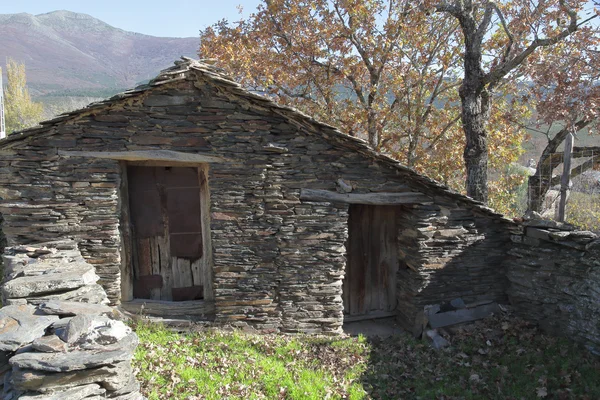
xmin=133 ymin=323 xmax=368 ymax=399
xmin=133 ymin=314 xmax=600 ymax=399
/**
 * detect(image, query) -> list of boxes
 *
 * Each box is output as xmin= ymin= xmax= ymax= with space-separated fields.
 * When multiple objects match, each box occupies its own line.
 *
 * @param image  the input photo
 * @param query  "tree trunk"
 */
xmin=460 ymin=89 xmax=490 ymax=203
xmin=528 ymin=174 xmax=547 ymax=213
xmin=456 ymin=9 xmax=490 ymax=204
xmin=406 ymin=131 xmax=418 ymax=168
xmin=367 ymin=109 xmax=379 ymax=149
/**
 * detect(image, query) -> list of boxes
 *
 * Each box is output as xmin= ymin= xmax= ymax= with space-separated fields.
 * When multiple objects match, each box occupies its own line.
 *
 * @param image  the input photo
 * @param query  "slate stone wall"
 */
xmin=0 ymin=71 xmax=512 ymax=333
xmin=507 ymin=221 xmax=600 ymax=352
xmin=395 ymin=203 xmax=512 ymax=331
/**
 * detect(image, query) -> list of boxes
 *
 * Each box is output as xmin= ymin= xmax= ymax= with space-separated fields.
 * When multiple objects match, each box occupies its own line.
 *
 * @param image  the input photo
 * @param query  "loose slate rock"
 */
xmin=106 ymin=392 xmax=145 ymax=400
xmin=1 ymin=269 xmax=99 ymax=299
xmin=79 ymin=320 xmax=132 ymax=346
xmin=58 ymin=315 xmax=94 ymax=344
xmin=78 ymin=332 xmax=139 ymax=355
xmin=106 ymin=368 xmax=140 ymax=394
xmin=0 ymin=305 xmax=59 ymax=352
xmin=27 ymin=285 xmax=109 ymax=306
xmin=9 ymin=348 xmax=133 ymax=372
xmin=4 ymin=258 xmax=93 ymax=281
xmin=38 ymin=301 xmax=113 ymax=317
xmin=425 ymin=329 xmax=450 ymax=350
xmin=32 ymin=336 xmax=67 ymax=353
xmin=11 ymin=363 xmax=127 ymax=392
xmin=18 ymin=383 xmax=105 ymax=400
xmin=428 ymin=303 xmax=501 ymax=329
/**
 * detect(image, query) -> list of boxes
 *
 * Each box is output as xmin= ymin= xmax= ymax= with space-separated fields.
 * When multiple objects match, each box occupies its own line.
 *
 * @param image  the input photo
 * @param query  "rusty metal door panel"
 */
xmin=133 ymin=275 xmax=163 ymax=299
xmin=127 ymin=166 xmax=163 ymax=238
xmin=171 ymin=285 xmax=204 ymax=301
xmin=170 ymin=232 xmax=203 ymax=259
xmin=166 ymin=187 xmax=202 ymax=233
xmin=164 ymin=168 xmax=203 ymax=260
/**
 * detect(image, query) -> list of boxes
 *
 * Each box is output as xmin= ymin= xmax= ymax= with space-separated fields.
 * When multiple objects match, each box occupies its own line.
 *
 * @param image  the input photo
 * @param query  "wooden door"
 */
xmin=127 ymin=166 xmax=208 ymax=301
xmin=343 ymin=205 xmax=399 ymax=317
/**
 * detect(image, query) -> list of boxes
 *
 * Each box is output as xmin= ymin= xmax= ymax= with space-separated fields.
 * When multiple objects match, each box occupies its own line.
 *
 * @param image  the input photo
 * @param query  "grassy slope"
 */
xmin=133 ymin=313 xmax=600 ymax=400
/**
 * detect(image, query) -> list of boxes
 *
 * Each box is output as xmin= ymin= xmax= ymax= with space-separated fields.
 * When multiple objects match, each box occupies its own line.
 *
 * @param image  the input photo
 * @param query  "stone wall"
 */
xmin=395 ymin=203 xmax=512 ymax=331
xmin=0 ymin=241 xmax=143 ymax=399
xmin=507 ymin=220 xmax=600 ymax=352
xmin=0 ymin=61 xmax=512 ymax=333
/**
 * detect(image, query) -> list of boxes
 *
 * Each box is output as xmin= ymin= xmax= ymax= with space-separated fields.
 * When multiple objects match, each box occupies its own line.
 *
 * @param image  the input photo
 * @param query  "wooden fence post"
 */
xmin=558 ymin=131 xmax=574 ymax=222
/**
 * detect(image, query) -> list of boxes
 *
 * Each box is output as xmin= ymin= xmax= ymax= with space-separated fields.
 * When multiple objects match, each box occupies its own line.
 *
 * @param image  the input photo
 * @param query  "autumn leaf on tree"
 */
xmin=3 ymin=58 xmax=43 ymax=134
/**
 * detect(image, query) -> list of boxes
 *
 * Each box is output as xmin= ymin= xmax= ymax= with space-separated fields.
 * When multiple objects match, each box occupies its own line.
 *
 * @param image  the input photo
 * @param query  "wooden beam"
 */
xmin=58 ymin=149 xmax=227 ymax=164
xmin=120 ymin=299 xmax=215 ymax=318
xmin=343 ymin=311 xmax=398 ymax=323
xmin=558 ymin=132 xmax=574 ymax=222
xmin=544 ymin=146 xmax=600 ymax=166
xmin=300 ymin=188 xmax=430 ymax=205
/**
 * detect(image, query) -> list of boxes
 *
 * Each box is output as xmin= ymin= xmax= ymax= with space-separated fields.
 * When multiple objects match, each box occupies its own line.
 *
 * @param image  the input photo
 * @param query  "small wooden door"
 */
xmin=127 ymin=165 xmax=209 ymax=301
xmin=343 ymin=205 xmax=399 ymax=317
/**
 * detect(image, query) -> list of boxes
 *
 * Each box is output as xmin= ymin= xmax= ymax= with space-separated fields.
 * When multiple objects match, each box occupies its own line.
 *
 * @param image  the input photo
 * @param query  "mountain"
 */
xmin=0 ymin=10 xmax=199 ymax=97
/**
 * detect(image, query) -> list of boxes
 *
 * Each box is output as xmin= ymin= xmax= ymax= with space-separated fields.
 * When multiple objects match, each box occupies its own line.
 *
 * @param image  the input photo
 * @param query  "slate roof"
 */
xmin=0 ymin=57 xmax=512 ymax=222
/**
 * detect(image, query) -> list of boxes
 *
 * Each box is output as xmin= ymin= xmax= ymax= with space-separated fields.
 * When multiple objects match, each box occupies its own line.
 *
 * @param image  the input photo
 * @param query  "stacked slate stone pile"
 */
xmin=2 ymin=240 xmax=109 ymax=307
xmin=0 ymin=241 xmax=144 ymax=399
xmin=507 ymin=219 xmax=600 ymax=353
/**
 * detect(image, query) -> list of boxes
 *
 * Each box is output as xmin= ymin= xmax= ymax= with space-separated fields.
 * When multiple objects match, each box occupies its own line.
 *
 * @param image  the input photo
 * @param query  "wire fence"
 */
xmin=525 ymin=146 xmax=600 ymax=232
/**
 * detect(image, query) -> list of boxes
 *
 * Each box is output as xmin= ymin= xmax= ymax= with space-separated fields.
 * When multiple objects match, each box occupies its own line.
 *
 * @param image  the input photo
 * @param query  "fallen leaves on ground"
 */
xmin=133 ymin=311 xmax=600 ymax=399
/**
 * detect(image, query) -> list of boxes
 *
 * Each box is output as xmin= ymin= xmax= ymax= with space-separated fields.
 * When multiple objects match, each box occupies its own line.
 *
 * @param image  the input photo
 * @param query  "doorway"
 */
xmin=124 ymin=164 xmax=212 ymax=302
xmin=343 ymin=204 xmax=399 ymax=321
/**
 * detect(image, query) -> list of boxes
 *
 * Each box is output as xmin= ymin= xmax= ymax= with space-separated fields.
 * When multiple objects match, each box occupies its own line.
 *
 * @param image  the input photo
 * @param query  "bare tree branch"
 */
xmin=485 ymin=0 xmax=579 ymax=87
xmin=489 ymin=2 xmax=514 ymax=64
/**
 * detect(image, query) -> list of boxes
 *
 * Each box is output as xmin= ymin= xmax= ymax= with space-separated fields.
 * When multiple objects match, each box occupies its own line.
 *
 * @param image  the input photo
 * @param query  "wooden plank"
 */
xmin=173 ymin=258 xmax=193 ymax=288
xmin=171 ymin=256 xmax=182 ymax=289
xmin=342 ymin=245 xmax=350 ymax=314
xmin=119 ymin=162 xmax=134 ymax=302
xmin=149 ymin=236 xmax=162 ymax=300
xmin=300 ymin=189 xmax=430 ymax=205
xmin=59 ymin=150 xmax=227 ymax=164
xmin=347 ymin=204 xmax=358 ymax=315
xmin=558 ymin=132 xmax=574 ymax=222
xmin=158 ymin=234 xmax=172 ymax=301
xmin=120 ymin=299 xmax=215 ymax=318
xmin=382 ymin=206 xmax=398 ymax=312
xmin=348 ymin=204 xmax=369 ymax=315
xmin=343 ymin=311 xmax=397 ymax=323
xmin=369 ymin=205 xmax=380 ymax=313
xmin=191 ymin=257 xmax=203 ymax=288
xmin=198 ymin=166 xmax=214 ymax=301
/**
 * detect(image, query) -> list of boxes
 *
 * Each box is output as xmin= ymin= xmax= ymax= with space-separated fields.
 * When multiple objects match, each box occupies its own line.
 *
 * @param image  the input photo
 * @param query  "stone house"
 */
xmin=0 ymin=58 xmax=513 ymax=334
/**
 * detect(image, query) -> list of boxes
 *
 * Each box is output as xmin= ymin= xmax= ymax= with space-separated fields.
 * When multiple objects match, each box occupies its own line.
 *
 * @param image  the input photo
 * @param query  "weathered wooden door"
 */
xmin=127 ymin=165 xmax=210 ymax=301
xmin=343 ymin=205 xmax=399 ymax=318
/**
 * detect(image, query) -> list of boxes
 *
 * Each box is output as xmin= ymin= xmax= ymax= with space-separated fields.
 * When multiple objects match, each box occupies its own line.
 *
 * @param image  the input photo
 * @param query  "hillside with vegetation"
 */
xmin=0 ymin=10 xmax=198 ymax=115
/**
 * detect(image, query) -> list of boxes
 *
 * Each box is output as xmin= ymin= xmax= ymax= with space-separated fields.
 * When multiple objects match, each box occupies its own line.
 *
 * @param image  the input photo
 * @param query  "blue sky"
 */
xmin=2 ymin=0 xmax=262 ymax=37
